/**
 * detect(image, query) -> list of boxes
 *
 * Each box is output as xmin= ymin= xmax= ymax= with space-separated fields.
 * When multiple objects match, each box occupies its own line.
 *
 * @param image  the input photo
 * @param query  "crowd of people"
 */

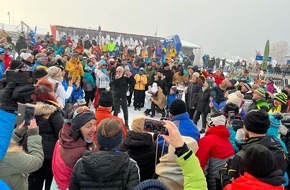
xmin=0 ymin=32 xmax=290 ymax=190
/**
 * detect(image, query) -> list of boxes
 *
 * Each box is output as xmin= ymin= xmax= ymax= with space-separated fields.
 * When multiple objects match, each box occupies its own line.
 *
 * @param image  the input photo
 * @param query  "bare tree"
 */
xmin=270 ymin=41 xmax=289 ymax=65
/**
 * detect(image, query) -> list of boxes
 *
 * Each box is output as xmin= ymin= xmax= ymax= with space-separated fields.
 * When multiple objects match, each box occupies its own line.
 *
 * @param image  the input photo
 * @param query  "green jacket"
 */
xmin=0 ymin=128 xmax=44 ymax=190
xmin=176 ymin=149 xmax=207 ymax=190
xmin=144 ymin=68 xmax=155 ymax=85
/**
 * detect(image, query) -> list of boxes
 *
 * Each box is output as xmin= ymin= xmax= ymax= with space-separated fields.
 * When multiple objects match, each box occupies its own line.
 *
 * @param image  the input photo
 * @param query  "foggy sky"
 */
xmin=1 ymin=0 xmax=289 ymax=59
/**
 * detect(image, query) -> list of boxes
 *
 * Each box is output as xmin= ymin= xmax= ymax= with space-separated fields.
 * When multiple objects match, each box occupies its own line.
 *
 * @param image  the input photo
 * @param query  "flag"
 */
xmin=98 ymin=26 xmax=102 ymax=45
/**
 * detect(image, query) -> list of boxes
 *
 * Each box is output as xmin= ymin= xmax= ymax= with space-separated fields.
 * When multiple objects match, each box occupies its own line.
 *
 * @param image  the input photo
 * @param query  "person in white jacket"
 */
xmin=47 ymin=66 xmax=73 ymax=108
xmin=95 ymin=60 xmax=110 ymax=93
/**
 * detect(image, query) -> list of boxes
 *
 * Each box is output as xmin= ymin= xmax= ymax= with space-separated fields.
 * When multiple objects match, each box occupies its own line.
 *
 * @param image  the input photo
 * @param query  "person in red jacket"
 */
xmin=94 ymin=90 xmax=128 ymax=148
xmin=224 ymin=144 xmax=285 ymax=190
xmin=3 ymin=46 xmax=12 ymax=70
xmin=51 ymin=107 xmax=96 ymax=190
xmin=196 ymin=113 xmax=234 ymax=190
xmin=202 ymin=67 xmax=225 ymax=86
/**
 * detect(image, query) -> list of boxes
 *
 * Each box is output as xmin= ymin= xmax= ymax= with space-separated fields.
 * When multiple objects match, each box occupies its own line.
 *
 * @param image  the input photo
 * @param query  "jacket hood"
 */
xmin=258 ymin=170 xmax=286 ymax=186
xmin=231 ymin=172 xmax=285 ymax=189
xmin=122 ymin=131 xmax=153 ymax=149
xmin=34 ymin=101 xmax=57 ymax=116
xmin=171 ymin=112 xmax=190 ymax=121
xmin=59 ymin=123 xmax=88 ymax=168
xmin=205 ymin=125 xmax=230 ymax=139
xmin=82 ymin=151 xmax=130 ymax=180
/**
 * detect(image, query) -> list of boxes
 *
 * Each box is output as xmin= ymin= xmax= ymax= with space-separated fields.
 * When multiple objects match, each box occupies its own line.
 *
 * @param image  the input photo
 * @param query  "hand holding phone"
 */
xmin=161 ymin=120 xmax=184 ymax=148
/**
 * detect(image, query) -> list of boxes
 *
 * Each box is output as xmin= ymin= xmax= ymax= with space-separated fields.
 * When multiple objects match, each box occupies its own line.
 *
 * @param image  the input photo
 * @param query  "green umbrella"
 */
xmin=262 ymin=40 xmax=270 ymax=70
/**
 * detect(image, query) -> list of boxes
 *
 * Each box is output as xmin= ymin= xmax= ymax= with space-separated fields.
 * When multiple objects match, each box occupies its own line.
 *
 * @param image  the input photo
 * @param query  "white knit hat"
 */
xmin=47 ymin=66 xmax=63 ymax=82
xmin=227 ymin=91 xmax=244 ymax=107
xmin=20 ymin=52 xmax=33 ymax=61
xmin=207 ymin=114 xmax=226 ymax=127
xmin=151 ymin=83 xmax=158 ymax=94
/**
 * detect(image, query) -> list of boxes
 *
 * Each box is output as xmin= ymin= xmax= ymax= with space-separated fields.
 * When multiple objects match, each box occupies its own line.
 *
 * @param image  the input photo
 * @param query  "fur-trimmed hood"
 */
xmin=34 ymin=101 xmax=58 ymax=116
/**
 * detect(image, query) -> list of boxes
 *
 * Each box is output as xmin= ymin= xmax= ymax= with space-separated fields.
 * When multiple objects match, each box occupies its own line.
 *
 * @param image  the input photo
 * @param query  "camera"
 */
xmin=15 ymin=103 xmax=35 ymax=126
xmin=6 ymin=71 xmax=33 ymax=84
xmin=144 ymin=119 xmax=168 ymax=135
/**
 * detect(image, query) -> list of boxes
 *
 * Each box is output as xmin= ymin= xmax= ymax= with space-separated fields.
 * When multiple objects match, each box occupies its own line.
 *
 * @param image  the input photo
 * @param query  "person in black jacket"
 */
xmin=70 ymin=118 xmax=140 ymax=189
xmin=28 ymin=78 xmax=64 ymax=190
xmin=193 ymin=79 xmax=213 ymax=133
xmin=220 ymin=109 xmax=288 ymax=188
xmin=110 ymin=66 xmax=133 ymax=128
xmin=153 ymin=69 xmax=167 ymax=95
xmin=162 ymin=63 xmax=173 ymax=95
xmin=121 ymin=115 xmax=162 ymax=181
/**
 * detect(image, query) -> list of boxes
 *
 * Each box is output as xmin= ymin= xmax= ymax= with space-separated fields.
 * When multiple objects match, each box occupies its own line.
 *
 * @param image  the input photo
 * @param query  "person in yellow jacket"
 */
xmin=133 ymin=68 xmax=148 ymax=111
xmin=169 ymin=45 xmax=177 ymax=58
xmin=65 ymin=53 xmax=84 ymax=83
xmin=101 ymin=42 xmax=108 ymax=54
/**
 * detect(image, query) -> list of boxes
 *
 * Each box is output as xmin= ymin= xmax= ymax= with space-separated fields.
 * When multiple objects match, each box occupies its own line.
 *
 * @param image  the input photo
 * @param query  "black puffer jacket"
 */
xmin=196 ymin=88 xmax=212 ymax=113
xmin=70 ymin=150 xmax=140 ymax=190
xmin=121 ymin=131 xmax=162 ymax=181
xmin=34 ymin=101 xmax=64 ymax=159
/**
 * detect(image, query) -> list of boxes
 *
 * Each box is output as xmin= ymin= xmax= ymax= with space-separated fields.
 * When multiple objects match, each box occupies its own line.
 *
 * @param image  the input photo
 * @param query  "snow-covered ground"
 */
xmin=101 ymin=104 xmax=203 ymax=131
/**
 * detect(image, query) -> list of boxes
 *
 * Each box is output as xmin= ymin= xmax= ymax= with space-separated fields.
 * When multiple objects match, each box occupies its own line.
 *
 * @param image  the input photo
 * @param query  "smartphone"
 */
xmin=144 ymin=119 xmax=168 ymax=135
xmin=15 ymin=103 xmax=35 ymax=126
xmin=228 ymin=111 xmax=235 ymax=123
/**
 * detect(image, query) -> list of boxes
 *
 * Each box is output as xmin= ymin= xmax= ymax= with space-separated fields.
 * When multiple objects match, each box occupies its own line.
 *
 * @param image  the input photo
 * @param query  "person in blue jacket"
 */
xmin=169 ymin=99 xmax=200 ymax=141
xmin=0 ymin=48 xmax=5 ymax=80
xmin=166 ymin=86 xmax=178 ymax=117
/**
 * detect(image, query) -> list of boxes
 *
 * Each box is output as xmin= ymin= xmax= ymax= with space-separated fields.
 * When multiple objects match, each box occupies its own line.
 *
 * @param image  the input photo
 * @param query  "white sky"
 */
xmin=0 ymin=0 xmax=289 ymax=59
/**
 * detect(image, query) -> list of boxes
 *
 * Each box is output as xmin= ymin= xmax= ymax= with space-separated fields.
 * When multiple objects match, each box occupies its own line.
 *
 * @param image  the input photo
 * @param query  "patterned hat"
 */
xmin=254 ymin=87 xmax=266 ymax=98
xmin=274 ymin=92 xmax=287 ymax=105
xmin=243 ymin=83 xmax=252 ymax=92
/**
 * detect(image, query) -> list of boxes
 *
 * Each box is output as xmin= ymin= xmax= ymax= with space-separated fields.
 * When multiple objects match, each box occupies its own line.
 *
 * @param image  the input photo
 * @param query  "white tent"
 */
xmin=180 ymin=40 xmax=200 ymax=49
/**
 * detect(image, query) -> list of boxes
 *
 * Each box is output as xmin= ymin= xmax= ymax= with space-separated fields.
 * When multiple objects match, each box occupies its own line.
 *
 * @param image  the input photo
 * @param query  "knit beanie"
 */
xmin=223 ymin=102 xmax=239 ymax=116
xmin=169 ymin=99 xmax=187 ymax=116
xmin=71 ymin=112 xmax=96 ymax=140
xmin=254 ymin=87 xmax=266 ymax=98
xmin=134 ymin=179 xmax=168 ymax=190
xmin=243 ymin=83 xmax=252 ymax=92
xmin=244 ymin=109 xmax=270 ymax=134
xmin=207 ymin=113 xmax=226 ymax=127
xmin=229 ymin=79 xmax=237 ymax=86
xmin=227 ymin=91 xmax=244 ymax=107
xmin=244 ymin=144 xmax=275 ymax=178
xmin=131 ymin=115 xmax=146 ymax=132
xmin=33 ymin=67 xmax=48 ymax=79
xmin=98 ymin=91 xmax=113 ymax=107
xmin=274 ymin=92 xmax=287 ymax=105
xmin=192 ymin=72 xmax=200 ymax=78
xmin=47 ymin=66 xmax=63 ymax=82
xmin=9 ymin=60 xmax=24 ymax=70
xmin=151 ymin=83 xmax=158 ymax=94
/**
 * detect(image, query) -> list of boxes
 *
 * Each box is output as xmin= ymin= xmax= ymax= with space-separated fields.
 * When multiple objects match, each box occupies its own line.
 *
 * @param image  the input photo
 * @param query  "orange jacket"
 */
xmin=94 ymin=107 xmax=128 ymax=147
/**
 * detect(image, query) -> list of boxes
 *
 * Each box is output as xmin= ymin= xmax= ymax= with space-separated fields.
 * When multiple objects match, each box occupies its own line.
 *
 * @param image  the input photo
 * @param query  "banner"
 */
xmin=255 ymin=55 xmax=272 ymax=62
